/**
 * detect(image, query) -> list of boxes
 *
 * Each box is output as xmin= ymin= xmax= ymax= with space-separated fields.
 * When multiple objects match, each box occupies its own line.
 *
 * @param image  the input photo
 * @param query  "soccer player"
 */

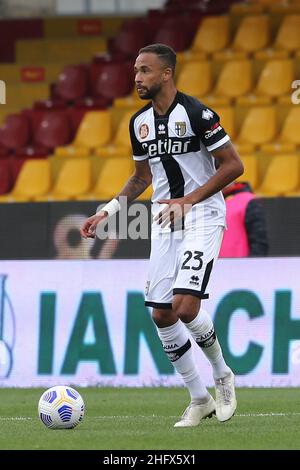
xmin=81 ymin=44 xmax=244 ymax=427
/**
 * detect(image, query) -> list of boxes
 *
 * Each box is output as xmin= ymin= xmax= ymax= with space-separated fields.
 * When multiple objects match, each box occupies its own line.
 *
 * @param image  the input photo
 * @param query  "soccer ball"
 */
xmin=38 ymin=385 xmax=85 ymax=429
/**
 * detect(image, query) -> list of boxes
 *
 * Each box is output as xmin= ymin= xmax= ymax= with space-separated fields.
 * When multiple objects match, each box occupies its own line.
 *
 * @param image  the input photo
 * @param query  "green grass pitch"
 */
xmin=0 ymin=387 xmax=299 ymax=450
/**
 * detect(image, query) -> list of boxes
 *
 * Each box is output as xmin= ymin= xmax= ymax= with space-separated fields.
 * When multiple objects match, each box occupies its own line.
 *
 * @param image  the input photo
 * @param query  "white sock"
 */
xmin=157 ymin=320 xmax=209 ymax=402
xmin=185 ymin=309 xmax=231 ymax=380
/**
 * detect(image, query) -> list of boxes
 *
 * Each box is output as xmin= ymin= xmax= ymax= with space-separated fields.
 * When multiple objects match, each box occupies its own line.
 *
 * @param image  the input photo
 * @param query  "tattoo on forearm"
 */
xmin=118 ymin=175 xmax=149 ymax=202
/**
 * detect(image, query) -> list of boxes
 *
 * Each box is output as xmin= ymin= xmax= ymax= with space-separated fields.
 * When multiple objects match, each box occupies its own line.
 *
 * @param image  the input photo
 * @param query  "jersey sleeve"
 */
xmin=198 ymin=106 xmax=230 ymax=152
xmin=129 ymin=116 xmax=148 ymax=161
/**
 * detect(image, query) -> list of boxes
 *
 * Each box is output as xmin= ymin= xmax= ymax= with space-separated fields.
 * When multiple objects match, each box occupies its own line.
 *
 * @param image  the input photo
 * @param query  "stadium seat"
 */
xmin=176 ymin=61 xmax=212 ymax=97
xmin=260 ymin=106 xmax=300 ymax=154
xmin=235 ymin=106 xmax=277 ymax=153
xmin=213 ymin=15 xmax=270 ymax=61
xmin=213 ymin=106 xmax=236 ymax=139
xmin=55 ymin=64 xmax=89 ymax=102
xmin=190 ymin=16 xmax=230 ymax=55
xmin=274 ymin=15 xmax=300 ymax=52
xmin=238 ymin=59 xmax=294 ymax=105
xmin=236 ymin=154 xmax=259 ymax=190
xmin=38 ymin=158 xmax=92 ymax=201
xmin=78 ymin=157 xmax=133 ymax=200
xmin=33 ymin=110 xmax=72 ymax=151
xmin=55 ymin=111 xmax=111 ymax=157
xmin=256 ymin=154 xmax=299 ymax=196
xmin=10 ymin=157 xmax=26 ymax=184
xmin=91 ymin=60 xmax=134 ymax=102
xmin=0 ymin=158 xmax=11 ymax=194
xmin=0 ymin=158 xmax=51 ymax=202
xmin=108 ymin=28 xmax=148 ymax=59
xmin=154 ymin=26 xmax=191 ymax=52
xmin=232 ymin=15 xmax=270 ymax=53
xmin=255 ymin=60 xmax=294 ymax=98
xmin=0 ymin=114 xmax=31 ymax=152
xmin=113 ymin=87 xmax=142 ymax=109
xmin=213 ymin=60 xmax=253 ymax=99
xmin=95 ymin=111 xmax=136 ymax=159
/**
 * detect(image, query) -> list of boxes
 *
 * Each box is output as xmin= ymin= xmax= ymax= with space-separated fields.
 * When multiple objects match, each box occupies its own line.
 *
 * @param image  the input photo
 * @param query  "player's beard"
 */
xmin=138 ymin=82 xmax=162 ymax=100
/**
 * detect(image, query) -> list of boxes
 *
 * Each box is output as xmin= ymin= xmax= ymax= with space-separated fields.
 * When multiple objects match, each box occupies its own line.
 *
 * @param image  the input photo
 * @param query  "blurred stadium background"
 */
xmin=0 ymin=0 xmax=300 ymax=451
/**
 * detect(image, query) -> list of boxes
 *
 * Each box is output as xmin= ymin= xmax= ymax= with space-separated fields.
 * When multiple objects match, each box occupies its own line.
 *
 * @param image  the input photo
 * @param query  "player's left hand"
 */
xmin=154 ymin=197 xmax=193 ymax=228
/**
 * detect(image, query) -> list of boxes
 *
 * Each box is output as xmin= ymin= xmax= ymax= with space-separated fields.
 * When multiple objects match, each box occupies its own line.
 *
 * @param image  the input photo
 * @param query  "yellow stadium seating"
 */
xmin=77 ymin=157 xmax=133 ymax=200
xmin=256 ymin=154 xmax=299 ymax=196
xmin=55 ymin=111 xmax=111 ymax=157
xmin=213 ymin=106 xmax=236 ymax=139
xmin=236 ymin=154 xmax=259 ymax=190
xmin=235 ymin=106 xmax=277 ymax=153
xmin=95 ymin=111 xmax=135 ymax=159
xmin=213 ymin=60 xmax=253 ymax=99
xmin=214 ymin=15 xmax=270 ymax=62
xmin=237 ymin=59 xmax=294 ymax=105
xmin=176 ymin=61 xmax=212 ymax=97
xmin=254 ymin=49 xmax=290 ymax=61
xmin=37 ymin=158 xmax=92 ymax=201
xmin=0 ymin=159 xmax=51 ymax=202
xmin=113 ymin=87 xmax=142 ymax=109
xmin=190 ymin=16 xmax=230 ymax=55
xmin=232 ymin=15 xmax=270 ymax=53
xmin=274 ymin=15 xmax=300 ymax=52
xmin=256 ymin=60 xmax=294 ymax=98
xmin=260 ymin=106 xmax=300 ymax=154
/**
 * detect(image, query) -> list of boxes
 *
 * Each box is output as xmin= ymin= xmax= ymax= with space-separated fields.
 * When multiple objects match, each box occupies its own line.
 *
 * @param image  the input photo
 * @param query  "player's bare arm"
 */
xmin=80 ymin=160 xmax=152 ymax=238
xmin=117 ymin=160 xmax=152 ymax=202
xmin=156 ymin=141 xmax=244 ymax=226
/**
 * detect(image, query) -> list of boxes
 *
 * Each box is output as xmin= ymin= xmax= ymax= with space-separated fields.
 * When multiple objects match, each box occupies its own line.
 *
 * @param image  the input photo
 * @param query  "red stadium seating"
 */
xmin=11 ymin=157 xmax=26 ymax=183
xmin=15 ymin=110 xmax=72 ymax=157
xmin=0 ymin=145 xmax=10 ymax=157
xmin=0 ymin=158 xmax=12 ymax=194
xmin=154 ymin=26 xmax=191 ymax=52
xmin=33 ymin=99 xmax=68 ymax=110
xmin=90 ymin=60 xmax=134 ymax=102
xmin=55 ymin=64 xmax=90 ymax=102
xmin=0 ymin=114 xmax=31 ymax=152
xmin=33 ymin=111 xmax=72 ymax=150
xmin=108 ymin=29 xmax=148 ymax=59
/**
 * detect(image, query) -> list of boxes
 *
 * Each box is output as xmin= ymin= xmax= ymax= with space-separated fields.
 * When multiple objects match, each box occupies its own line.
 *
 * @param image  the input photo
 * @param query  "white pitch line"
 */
xmin=92 ymin=412 xmax=300 ymax=419
xmin=1 ymin=412 xmax=300 ymax=421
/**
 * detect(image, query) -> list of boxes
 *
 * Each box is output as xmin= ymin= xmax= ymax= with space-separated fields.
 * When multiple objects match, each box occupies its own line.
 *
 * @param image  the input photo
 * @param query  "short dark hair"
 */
xmin=138 ymin=43 xmax=176 ymax=73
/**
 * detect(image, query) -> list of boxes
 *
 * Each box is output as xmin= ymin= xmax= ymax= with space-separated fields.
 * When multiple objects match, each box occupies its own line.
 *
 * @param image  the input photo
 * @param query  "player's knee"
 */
xmin=172 ymin=295 xmax=200 ymax=322
xmin=151 ymin=308 xmax=175 ymax=327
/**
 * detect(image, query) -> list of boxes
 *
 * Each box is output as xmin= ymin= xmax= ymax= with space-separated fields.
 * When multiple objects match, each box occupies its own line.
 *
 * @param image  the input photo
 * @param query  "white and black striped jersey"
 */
xmin=129 ymin=91 xmax=229 ymax=228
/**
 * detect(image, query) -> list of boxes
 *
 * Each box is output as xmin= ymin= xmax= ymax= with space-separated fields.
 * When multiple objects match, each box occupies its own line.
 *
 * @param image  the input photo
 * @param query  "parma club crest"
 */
xmin=175 ymin=121 xmax=186 ymax=137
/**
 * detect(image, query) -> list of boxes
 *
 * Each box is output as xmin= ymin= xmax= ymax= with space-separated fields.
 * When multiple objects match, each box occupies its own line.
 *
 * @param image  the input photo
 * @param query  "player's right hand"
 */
xmin=80 ymin=212 xmax=108 ymax=239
